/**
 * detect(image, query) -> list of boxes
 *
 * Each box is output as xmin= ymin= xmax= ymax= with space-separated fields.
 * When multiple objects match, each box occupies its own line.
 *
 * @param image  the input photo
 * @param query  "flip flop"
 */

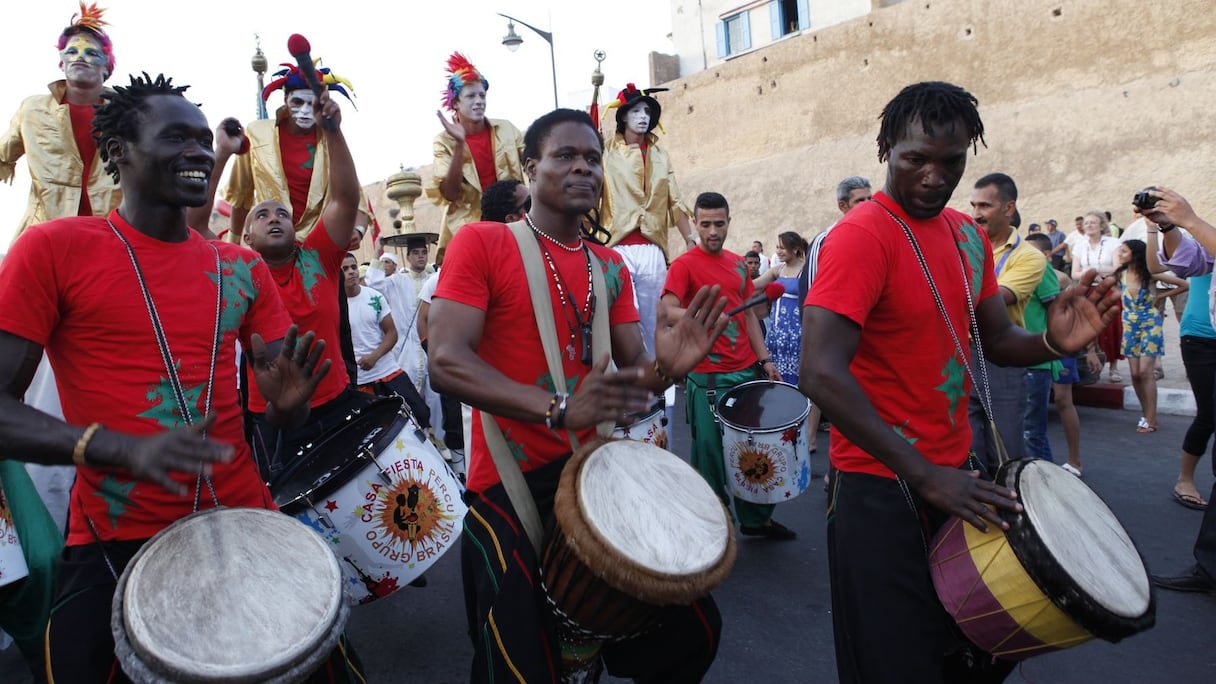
xmin=1173 ymin=490 xmax=1209 ymax=511
xmin=1137 ymin=424 xmax=1159 ymax=434
xmin=1061 ymin=463 xmax=1083 ymax=478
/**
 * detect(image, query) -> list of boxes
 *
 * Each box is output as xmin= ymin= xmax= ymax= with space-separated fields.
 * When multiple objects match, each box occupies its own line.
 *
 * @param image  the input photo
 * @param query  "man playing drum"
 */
xmin=429 ymin=108 xmax=728 ymax=682
xmin=802 ymin=81 xmax=1120 ymax=683
xmin=0 ymin=74 xmax=361 ymax=682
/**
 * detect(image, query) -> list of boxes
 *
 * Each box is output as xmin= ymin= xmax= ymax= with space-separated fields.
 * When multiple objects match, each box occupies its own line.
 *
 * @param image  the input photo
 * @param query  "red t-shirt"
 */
xmin=805 ymin=192 xmax=998 ymax=479
xmin=433 ymin=221 xmax=639 ymax=494
xmin=278 ymin=127 xmax=318 ymax=226
xmin=664 ymin=247 xmax=758 ymax=373
xmin=67 ymin=102 xmax=97 ymax=216
xmin=464 ymin=127 xmax=497 ymax=191
xmin=246 ymin=220 xmax=350 ymax=412
xmin=0 ymin=211 xmax=291 ymax=544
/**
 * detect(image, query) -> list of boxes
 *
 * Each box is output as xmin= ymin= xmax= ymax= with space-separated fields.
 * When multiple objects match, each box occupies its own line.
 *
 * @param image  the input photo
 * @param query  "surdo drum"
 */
xmin=112 ymin=508 xmax=347 ymax=683
xmin=541 ymin=439 xmax=736 ymax=640
xmin=611 ymin=401 xmax=668 ymax=449
xmin=929 ymin=458 xmax=1155 ymax=660
xmin=272 ymin=397 xmax=467 ymax=604
xmin=715 ymin=380 xmax=812 ymax=504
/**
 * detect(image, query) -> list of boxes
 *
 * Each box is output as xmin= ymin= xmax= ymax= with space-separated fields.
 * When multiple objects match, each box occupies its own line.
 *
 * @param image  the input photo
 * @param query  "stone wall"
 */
xmin=651 ymin=0 xmax=1216 ymax=252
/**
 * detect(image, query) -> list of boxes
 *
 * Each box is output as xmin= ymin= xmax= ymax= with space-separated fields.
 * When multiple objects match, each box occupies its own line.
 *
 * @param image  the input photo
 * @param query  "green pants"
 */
xmin=0 ymin=460 xmax=64 ymax=677
xmin=685 ymin=369 xmax=775 ymax=528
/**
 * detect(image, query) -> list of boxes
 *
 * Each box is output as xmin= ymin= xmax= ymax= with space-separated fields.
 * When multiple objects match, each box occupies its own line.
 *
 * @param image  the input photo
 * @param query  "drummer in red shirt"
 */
xmin=802 ymin=81 xmax=1120 ymax=683
xmin=661 ymin=192 xmax=795 ymax=540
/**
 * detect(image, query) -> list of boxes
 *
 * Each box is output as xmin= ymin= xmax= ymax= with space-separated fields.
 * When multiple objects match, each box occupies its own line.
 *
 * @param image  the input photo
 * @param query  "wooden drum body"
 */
xmin=542 ymin=439 xmax=736 ymax=641
xmin=112 ymin=507 xmax=348 ymax=683
xmin=929 ymin=459 xmax=1155 ymax=660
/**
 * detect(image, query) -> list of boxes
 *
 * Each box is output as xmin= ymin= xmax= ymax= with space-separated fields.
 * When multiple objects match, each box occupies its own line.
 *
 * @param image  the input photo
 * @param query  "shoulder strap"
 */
xmin=479 ymin=409 xmax=545 ymax=556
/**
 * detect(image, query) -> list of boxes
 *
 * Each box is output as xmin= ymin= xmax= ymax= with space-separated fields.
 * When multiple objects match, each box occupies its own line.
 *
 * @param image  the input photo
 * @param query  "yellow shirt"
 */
xmin=222 ymin=108 xmax=369 ymax=241
xmin=1 ymin=81 xmax=122 ymax=241
xmin=598 ymin=132 xmax=690 ymax=260
xmin=992 ymin=230 xmax=1047 ymax=327
xmin=427 ymin=118 xmax=525 ymax=248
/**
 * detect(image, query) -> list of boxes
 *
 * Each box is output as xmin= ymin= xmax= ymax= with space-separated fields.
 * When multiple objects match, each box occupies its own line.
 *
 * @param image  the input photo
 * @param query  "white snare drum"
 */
xmin=112 ymin=507 xmax=347 ymax=683
xmin=716 ymin=380 xmax=812 ymax=504
xmin=0 ymin=479 xmax=29 ymax=588
xmin=612 ymin=402 xmax=668 ymax=449
xmin=543 ymin=439 xmax=737 ymax=640
xmin=272 ymin=397 xmax=468 ymax=604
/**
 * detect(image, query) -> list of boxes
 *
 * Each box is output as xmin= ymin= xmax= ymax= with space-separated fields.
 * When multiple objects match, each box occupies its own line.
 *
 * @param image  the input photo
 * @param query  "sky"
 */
xmin=0 ymin=0 xmax=675 ymax=246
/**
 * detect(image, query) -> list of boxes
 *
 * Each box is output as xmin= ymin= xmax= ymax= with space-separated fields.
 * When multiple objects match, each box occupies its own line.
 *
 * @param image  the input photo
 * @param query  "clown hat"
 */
xmin=262 ymin=61 xmax=355 ymax=103
xmin=608 ymin=83 xmax=669 ymax=133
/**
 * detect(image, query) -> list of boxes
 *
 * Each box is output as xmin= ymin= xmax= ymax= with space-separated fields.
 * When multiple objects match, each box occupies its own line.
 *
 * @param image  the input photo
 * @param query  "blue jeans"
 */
xmin=1023 ymin=368 xmax=1054 ymax=462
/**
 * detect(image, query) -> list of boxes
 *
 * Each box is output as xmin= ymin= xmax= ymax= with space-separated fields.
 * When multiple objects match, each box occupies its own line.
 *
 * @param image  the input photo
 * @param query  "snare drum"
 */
xmin=0 ymin=479 xmax=29 ymax=588
xmin=272 ymin=397 xmax=468 ymax=604
xmin=542 ymin=439 xmax=736 ymax=640
xmin=112 ymin=508 xmax=347 ymax=683
xmin=929 ymin=458 xmax=1155 ymax=660
xmin=716 ymin=380 xmax=812 ymax=504
xmin=612 ymin=401 xmax=668 ymax=449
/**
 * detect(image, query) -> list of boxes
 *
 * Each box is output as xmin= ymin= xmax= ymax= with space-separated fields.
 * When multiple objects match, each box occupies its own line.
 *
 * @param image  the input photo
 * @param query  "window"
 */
xmin=716 ymin=11 xmax=752 ymax=58
xmin=770 ymin=0 xmax=810 ymax=39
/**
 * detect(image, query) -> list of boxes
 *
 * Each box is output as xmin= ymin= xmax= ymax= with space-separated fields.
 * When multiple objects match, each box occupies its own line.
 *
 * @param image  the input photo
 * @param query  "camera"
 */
xmin=1133 ymin=191 xmax=1159 ymax=211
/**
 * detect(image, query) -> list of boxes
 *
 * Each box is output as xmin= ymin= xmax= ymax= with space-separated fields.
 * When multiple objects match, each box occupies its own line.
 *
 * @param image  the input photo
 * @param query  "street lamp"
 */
xmin=497 ymin=13 xmax=558 ymax=110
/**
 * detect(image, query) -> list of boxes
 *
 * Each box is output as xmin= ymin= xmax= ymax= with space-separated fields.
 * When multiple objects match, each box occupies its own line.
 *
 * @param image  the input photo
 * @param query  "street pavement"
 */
xmin=3 ymin=393 xmax=1214 ymax=683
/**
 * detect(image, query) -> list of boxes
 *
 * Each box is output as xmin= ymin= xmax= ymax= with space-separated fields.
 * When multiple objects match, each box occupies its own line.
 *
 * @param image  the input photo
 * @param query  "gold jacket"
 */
xmin=222 ymin=108 xmax=367 ymax=240
xmin=426 ymin=118 xmax=524 ymax=247
xmin=598 ymin=132 xmax=689 ymax=260
xmin=1 ymin=81 xmax=122 ymax=241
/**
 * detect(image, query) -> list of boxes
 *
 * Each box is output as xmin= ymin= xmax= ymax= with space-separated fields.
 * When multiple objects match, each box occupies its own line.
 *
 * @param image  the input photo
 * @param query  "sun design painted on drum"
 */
xmin=365 ymin=467 xmax=461 ymax=565
xmin=736 ymin=448 xmax=776 ymax=485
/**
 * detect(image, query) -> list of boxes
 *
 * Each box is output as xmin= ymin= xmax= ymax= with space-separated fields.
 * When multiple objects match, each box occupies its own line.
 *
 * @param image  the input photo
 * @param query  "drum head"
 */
xmin=118 ymin=508 xmax=345 ymax=682
xmin=716 ymin=381 xmax=809 ymax=432
xmin=1001 ymin=459 xmax=1154 ymax=639
xmin=273 ymin=397 xmax=407 ymax=512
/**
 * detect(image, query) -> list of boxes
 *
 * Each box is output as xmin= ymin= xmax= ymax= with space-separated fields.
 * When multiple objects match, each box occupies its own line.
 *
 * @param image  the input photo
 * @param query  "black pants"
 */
xmin=46 ymin=540 xmax=364 ymax=683
xmin=1180 ymin=335 xmax=1216 ymax=457
xmin=249 ymin=389 xmax=375 ymax=483
xmin=827 ymin=469 xmax=1015 ymax=684
xmin=461 ymin=458 xmax=722 ymax=683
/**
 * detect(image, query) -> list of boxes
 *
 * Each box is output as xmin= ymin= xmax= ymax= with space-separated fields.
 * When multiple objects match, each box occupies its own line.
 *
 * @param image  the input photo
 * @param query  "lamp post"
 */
xmin=251 ymin=34 xmax=268 ymax=120
xmin=497 ymin=13 xmax=558 ymax=109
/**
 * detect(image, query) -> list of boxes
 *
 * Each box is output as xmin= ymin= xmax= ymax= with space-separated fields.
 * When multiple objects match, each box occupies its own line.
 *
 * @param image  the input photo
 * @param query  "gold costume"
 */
xmin=598 ymin=132 xmax=689 ymax=260
xmin=1 ymin=81 xmax=122 ymax=241
xmin=427 ymin=118 xmax=524 ymax=247
xmin=222 ymin=108 xmax=368 ymax=241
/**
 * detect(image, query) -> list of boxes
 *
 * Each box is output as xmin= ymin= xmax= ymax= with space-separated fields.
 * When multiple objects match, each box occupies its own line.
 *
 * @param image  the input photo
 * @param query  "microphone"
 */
xmin=725 ymin=282 xmax=785 ymax=317
xmin=286 ymin=33 xmax=337 ymax=131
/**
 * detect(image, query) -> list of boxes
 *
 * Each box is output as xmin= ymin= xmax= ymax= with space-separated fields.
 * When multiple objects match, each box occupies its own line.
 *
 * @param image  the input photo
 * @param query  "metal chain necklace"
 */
xmin=525 ymin=212 xmax=583 ymax=253
xmin=108 ymin=221 xmax=223 ymax=510
xmin=535 ymin=234 xmax=595 ymax=364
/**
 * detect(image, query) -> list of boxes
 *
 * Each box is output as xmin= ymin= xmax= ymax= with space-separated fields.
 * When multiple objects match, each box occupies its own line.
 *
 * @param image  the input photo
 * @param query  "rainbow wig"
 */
xmin=58 ymin=2 xmax=115 ymax=76
xmin=442 ymin=52 xmax=488 ymax=111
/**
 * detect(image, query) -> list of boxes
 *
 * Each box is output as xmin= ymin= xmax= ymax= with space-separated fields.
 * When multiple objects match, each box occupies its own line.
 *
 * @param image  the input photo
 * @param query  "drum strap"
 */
xmin=476 ymin=222 xmax=613 ymax=555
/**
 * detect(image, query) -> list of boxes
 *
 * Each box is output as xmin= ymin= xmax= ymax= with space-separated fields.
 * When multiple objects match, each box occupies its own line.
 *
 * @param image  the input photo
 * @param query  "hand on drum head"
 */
xmin=112 ymin=413 xmax=234 ymax=495
xmin=249 ymin=325 xmax=332 ymax=422
xmin=564 ymin=354 xmax=655 ymax=430
xmin=916 ymin=465 xmax=1022 ymax=533
xmin=655 ymin=285 xmax=730 ymax=379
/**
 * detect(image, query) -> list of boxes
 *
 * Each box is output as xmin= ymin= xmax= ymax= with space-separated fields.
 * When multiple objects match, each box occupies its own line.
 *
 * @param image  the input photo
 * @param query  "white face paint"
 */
xmin=456 ymin=82 xmax=487 ymax=123
xmin=625 ymin=103 xmax=651 ymax=135
xmin=287 ymin=90 xmax=316 ymax=129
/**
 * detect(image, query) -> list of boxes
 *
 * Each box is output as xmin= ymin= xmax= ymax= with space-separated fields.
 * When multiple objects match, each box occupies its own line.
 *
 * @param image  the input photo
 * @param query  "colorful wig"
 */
xmin=442 ymin=52 xmax=488 ymax=111
xmin=58 ymin=2 xmax=115 ymax=76
xmin=262 ymin=61 xmax=355 ymax=103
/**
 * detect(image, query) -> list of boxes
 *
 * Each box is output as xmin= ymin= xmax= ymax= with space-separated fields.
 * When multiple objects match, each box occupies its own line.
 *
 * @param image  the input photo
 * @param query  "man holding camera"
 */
xmin=1140 ymin=186 xmax=1216 ymax=595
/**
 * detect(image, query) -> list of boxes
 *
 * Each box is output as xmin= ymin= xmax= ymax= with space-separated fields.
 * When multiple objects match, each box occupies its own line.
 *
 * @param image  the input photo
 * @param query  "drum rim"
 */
xmin=273 ymin=397 xmax=410 ymax=513
xmin=715 ymin=380 xmax=810 ymax=433
xmin=112 ymin=507 xmax=348 ymax=682
xmin=997 ymin=459 xmax=1156 ymax=642
xmin=550 ymin=438 xmax=737 ymax=606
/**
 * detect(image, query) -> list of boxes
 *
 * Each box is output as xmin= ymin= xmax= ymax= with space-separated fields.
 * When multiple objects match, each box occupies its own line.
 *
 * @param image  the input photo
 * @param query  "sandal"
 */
xmin=1136 ymin=423 xmax=1159 ymax=434
xmin=1109 ymin=370 xmax=1123 ymax=383
xmin=1173 ymin=489 xmax=1209 ymax=510
xmin=1061 ymin=463 xmax=1083 ymax=478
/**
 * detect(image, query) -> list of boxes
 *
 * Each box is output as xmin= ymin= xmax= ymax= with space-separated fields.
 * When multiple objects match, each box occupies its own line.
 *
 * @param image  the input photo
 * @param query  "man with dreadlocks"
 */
xmin=2 ymin=2 xmax=121 ymax=238
xmin=0 ymin=73 xmax=365 ymax=682
xmin=801 ymin=82 xmax=1121 ymax=682
xmin=222 ymin=57 xmax=367 ymax=243
xmin=430 ymin=52 xmax=525 ymax=248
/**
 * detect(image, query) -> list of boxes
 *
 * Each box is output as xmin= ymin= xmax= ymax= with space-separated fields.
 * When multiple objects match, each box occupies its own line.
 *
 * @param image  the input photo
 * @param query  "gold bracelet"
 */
xmin=73 ymin=423 xmax=102 ymax=467
xmin=654 ymin=359 xmax=674 ymax=384
xmin=1042 ymin=331 xmax=1066 ymax=357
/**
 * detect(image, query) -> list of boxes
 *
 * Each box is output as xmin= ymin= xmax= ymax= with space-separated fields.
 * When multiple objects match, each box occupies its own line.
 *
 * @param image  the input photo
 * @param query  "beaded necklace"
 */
xmin=529 ymin=214 xmax=595 ymax=364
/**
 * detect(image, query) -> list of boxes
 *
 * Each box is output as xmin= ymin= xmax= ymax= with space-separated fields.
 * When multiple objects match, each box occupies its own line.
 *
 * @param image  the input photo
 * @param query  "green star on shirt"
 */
xmin=94 ymin=476 xmax=136 ymax=529
xmin=296 ymin=248 xmax=327 ymax=305
xmin=600 ymin=258 xmax=625 ymax=304
xmin=138 ymin=365 xmax=204 ymax=429
xmin=935 ymin=354 xmax=968 ymax=427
